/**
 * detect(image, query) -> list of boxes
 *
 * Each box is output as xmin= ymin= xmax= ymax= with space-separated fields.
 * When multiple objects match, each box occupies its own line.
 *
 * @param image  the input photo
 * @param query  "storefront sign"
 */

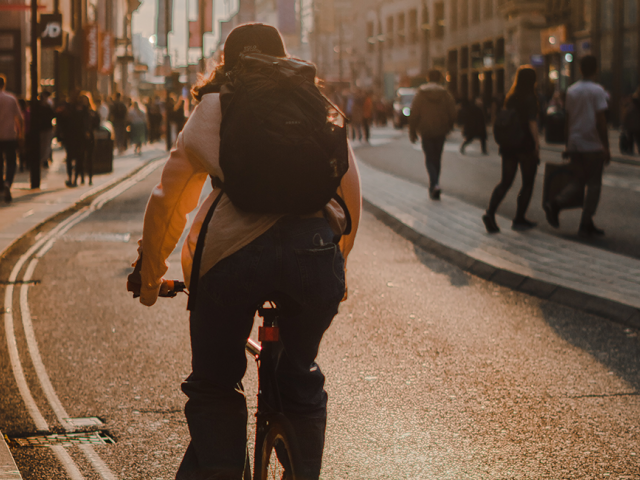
xmin=540 ymin=25 xmax=566 ymax=55
xmin=530 ymin=54 xmax=545 ymax=66
xmin=40 ymin=14 xmax=63 ymax=48
xmin=99 ymin=31 xmax=114 ymax=75
xmin=84 ymin=23 xmax=99 ymax=70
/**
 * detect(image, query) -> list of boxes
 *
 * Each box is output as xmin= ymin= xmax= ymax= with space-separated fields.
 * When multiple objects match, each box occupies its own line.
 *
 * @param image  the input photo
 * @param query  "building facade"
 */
xmin=0 ymin=0 xmax=136 ymax=101
xmin=311 ymin=0 xmax=640 ymax=123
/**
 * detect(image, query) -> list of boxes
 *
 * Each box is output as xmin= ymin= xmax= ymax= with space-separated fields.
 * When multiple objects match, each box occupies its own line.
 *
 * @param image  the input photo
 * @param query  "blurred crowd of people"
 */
xmin=0 ymin=81 xmax=190 ymax=200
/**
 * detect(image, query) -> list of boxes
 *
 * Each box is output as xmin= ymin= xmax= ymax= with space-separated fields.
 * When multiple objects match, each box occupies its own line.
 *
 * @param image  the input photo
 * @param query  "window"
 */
xmin=367 ymin=21 xmax=375 ymax=52
xmin=451 ymin=0 xmax=458 ymax=31
xmin=460 ymin=46 xmax=469 ymax=68
xmin=434 ymin=2 xmax=445 ymax=38
xmin=624 ymin=0 xmax=637 ymax=27
xmin=471 ymin=0 xmax=480 ymax=23
xmin=460 ymin=0 xmax=468 ymax=27
xmin=408 ymin=9 xmax=418 ymax=44
xmin=484 ymin=0 xmax=493 ymax=18
xmin=421 ymin=5 xmax=430 ymax=38
xmin=601 ymin=0 xmax=614 ymax=31
xmin=398 ymin=12 xmax=406 ymax=47
xmin=387 ymin=16 xmax=394 ymax=48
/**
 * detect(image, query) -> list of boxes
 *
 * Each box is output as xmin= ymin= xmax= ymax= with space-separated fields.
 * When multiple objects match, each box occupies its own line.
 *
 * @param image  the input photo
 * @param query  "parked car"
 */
xmin=392 ymin=87 xmax=417 ymax=129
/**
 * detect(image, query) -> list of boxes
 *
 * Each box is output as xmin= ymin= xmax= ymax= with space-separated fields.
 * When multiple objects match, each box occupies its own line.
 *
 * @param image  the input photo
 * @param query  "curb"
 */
xmin=0 ymin=434 xmax=20 ymax=480
xmin=541 ymin=144 xmax=640 ymax=167
xmin=0 ymin=150 xmax=168 ymax=262
xmin=0 ymin=150 xmax=168 ymax=480
xmin=363 ymin=199 xmax=640 ymax=329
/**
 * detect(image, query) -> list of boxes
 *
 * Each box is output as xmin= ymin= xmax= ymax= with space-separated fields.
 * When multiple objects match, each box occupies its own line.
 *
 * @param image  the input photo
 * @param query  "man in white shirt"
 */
xmin=0 ymin=74 xmax=24 ymax=203
xmin=544 ymin=55 xmax=610 ymax=236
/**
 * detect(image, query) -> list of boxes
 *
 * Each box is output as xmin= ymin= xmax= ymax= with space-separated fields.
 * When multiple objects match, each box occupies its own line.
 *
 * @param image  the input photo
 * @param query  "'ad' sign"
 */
xmin=40 ymin=14 xmax=63 ymax=48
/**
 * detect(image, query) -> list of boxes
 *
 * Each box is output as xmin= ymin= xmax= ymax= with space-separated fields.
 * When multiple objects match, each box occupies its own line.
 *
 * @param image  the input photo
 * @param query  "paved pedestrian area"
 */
xmin=0 ymin=144 xmax=167 ymax=259
xmin=357 ymin=158 xmax=640 ymax=325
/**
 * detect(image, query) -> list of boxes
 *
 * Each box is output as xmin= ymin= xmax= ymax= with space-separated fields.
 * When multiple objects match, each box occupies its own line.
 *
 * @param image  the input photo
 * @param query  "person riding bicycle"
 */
xmin=129 ymin=24 xmax=361 ymax=480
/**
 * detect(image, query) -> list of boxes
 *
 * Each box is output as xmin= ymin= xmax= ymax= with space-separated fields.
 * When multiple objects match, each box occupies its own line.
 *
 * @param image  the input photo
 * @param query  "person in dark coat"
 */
xmin=622 ymin=87 xmax=640 ymax=154
xmin=459 ymin=97 xmax=488 ymax=154
xmin=482 ymin=66 xmax=540 ymax=233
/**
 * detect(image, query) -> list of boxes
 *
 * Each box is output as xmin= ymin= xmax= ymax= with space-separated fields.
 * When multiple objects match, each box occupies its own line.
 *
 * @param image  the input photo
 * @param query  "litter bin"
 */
xmin=93 ymin=126 xmax=114 ymax=174
xmin=545 ymin=107 xmax=566 ymax=144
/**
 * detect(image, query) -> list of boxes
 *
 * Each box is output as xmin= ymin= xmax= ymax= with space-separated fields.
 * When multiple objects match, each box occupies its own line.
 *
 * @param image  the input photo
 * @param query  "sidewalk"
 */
xmin=358 ymin=156 xmax=640 ymax=328
xmin=537 ymin=127 xmax=639 ymax=167
xmin=0 ymin=144 xmax=168 ymax=259
xmin=0 ymin=143 xmax=168 ymax=480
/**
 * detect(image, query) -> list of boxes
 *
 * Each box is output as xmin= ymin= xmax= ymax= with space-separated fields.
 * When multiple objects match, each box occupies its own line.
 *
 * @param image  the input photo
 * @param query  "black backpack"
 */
xmin=218 ymin=52 xmax=350 ymax=215
xmin=493 ymin=108 xmax=525 ymax=149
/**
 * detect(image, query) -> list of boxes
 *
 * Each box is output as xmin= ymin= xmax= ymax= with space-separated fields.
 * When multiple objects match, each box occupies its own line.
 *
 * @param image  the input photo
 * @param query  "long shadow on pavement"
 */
xmin=413 ymin=244 xmax=470 ymax=288
xmin=541 ymin=301 xmax=640 ymax=393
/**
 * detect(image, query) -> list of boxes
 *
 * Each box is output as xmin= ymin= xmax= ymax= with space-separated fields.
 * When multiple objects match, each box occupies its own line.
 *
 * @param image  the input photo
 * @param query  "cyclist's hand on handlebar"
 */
xmin=127 ymin=255 xmax=143 ymax=298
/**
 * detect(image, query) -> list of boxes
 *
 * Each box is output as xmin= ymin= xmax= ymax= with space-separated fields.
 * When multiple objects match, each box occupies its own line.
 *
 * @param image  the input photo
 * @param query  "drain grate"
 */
xmin=7 ymin=431 xmax=115 ymax=447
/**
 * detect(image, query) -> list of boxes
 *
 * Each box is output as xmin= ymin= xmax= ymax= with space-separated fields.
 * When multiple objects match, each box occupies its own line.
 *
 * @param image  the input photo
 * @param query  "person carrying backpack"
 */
xmin=483 ymin=65 xmax=540 ymax=233
xmin=128 ymin=24 xmax=361 ymax=480
xmin=409 ymin=69 xmax=457 ymax=200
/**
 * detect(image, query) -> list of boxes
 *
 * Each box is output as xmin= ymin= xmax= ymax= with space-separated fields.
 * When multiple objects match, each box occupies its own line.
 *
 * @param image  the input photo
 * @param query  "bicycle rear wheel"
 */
xmin=258 ymin=420 xmax=297 ymax=480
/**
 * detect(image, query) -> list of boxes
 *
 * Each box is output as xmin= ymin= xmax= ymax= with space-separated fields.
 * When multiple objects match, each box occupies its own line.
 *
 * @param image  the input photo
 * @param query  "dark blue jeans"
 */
xmin=421 ymin=136 xmax=446 ymax=190
xmin=176 ymin=217 xmax=345 ymax=480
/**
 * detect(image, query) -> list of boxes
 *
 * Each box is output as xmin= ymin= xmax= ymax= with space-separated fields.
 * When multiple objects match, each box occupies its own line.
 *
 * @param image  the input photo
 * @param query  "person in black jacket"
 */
xmin=459 ymin=97 xmax=488 ymax=154
xmin=65 ymin=93 xmax=99 ymax=186
xmin=483 ymin=66 xmax=540 ymax=233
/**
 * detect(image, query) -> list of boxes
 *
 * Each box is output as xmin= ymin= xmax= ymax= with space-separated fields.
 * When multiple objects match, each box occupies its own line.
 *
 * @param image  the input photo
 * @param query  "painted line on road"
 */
xmin=4 ymin=157 xmax=166 ymax=480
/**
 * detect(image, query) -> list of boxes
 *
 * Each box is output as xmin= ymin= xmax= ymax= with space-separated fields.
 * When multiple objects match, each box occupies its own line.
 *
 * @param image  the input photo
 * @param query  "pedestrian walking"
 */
xmin=94 ymin=95 xmax=110 ymax=125
xmin=128 ymin=23 xmax=361 ymax=480
xmin=350 ymin=90 xmax=365 ymax=141
xmin=483 ymin=65 xmax=540 ymax=233
xmin=65 ymin=93 xmax=99 ymax=186
xmin=543 ymin=55 xmax=610 ymax=237
xmin=127 ymin=101 xmax=146 ymax=155
xmin=408 ymin=69 xmax=457 ymax=200
xmin=362 ymin=91 xmax=373 ymax=143
xmin=146 ymin=96 xmax=163 ymax=143
xmin=459 ymin=97 xmax=488 ymax=154
xmin=109 ymin=92 xmax=128 ymax=153
xmin=36 ymin=91 xmax=55 ymax=169
xmin=622 ymin=87 xmax=640 ymax=154
xmin=0 ymin=74 xmax=24 ymax=203
xmin=17 ymin=98 xmax=29 ymax=173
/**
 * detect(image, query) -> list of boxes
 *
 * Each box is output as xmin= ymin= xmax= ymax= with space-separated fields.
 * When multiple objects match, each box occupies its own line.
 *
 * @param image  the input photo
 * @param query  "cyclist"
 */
xmin=130 ymin=24 xmax=361 ymax=480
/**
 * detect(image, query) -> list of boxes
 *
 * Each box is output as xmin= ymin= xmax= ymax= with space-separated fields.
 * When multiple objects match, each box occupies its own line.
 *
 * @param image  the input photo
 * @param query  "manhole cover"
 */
xmin=7 ymin=431 xmax=115 ymax=447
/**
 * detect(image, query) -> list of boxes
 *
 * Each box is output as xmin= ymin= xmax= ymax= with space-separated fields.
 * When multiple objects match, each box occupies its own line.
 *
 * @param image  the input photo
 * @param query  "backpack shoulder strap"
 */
xmin=331 ymin=193 xmax=352 ymax=244
xmin=187 ymin=187 xmax=224 ymax=311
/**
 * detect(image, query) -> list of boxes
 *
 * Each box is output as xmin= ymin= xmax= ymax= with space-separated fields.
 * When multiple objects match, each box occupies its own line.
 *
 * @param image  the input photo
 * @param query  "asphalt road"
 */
xmin=357 ymin=127 xmax=640 ymax=260
xmin=0 ymin=163 xmax=639 ymax=479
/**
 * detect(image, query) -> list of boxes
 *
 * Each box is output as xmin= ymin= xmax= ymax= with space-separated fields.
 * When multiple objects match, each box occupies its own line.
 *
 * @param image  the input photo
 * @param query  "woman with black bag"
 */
xmin=483 ymin=66 xmax=540 ymax=233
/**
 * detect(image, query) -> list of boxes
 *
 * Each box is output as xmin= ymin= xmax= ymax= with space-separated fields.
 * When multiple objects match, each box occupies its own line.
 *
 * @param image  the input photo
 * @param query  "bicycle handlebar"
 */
xmin=127 ymin=279 xmax=187 ymax=299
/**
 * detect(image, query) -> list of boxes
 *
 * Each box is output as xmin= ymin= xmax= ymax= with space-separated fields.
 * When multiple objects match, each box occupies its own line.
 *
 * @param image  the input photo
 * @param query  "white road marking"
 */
xmin=4 ymin=156 xmax=167 ymax=480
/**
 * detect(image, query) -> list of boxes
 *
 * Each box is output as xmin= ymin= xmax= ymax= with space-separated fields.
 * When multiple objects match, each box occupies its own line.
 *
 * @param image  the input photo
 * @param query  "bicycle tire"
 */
xmin=257 ymin=419 xmax=298 ymax=480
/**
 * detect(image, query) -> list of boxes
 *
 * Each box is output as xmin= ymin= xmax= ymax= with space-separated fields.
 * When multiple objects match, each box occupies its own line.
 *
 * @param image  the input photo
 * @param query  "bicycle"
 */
xmin=127 ymin=278 xmax=301 ymax=480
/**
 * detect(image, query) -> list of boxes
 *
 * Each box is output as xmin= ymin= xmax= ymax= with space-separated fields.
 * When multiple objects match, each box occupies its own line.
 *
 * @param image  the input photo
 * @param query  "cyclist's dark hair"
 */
xmin=580 ymin=55 xmax=598 ymax=77
xmin=0 ymin=74 xmax=5 ymax=89
xmin=504 ymin=65 xmax=537 ymax=107
xmin=192 ymin=23 xmax=287 ymax=102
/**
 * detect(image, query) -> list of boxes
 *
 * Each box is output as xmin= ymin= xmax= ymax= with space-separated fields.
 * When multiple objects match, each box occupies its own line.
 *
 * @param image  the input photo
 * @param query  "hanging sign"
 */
xmin=84 ymin=23 xmax=99 ymax=70
xmin=40 ymin=14 xmax=63 ymax=48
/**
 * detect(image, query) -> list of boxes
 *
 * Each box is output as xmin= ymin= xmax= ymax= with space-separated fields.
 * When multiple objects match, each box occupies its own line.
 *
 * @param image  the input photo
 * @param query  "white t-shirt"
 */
xmin=565 ymin=79 xmax=609 ymax=152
